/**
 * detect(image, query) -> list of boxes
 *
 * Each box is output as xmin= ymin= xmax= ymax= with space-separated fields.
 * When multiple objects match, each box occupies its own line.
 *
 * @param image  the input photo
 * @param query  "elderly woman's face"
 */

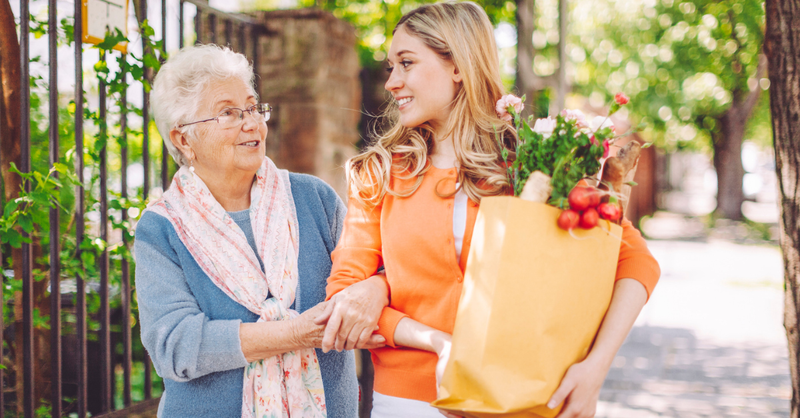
xmin=189 ymin=78 xmax=267 ymax=176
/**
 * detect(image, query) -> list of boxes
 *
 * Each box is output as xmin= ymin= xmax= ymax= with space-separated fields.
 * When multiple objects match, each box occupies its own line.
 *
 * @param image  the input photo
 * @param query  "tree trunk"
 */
xmin=711 ymin=56 xmax=765 ymax=220
xmin=765 ymin=0 xmax=800 ymax=416
xmin=711 ymin=112 xmax=746 ymax=220
xmin=1 ymin=1 xmax=52 ymax=412
xmin=0 ymin=2 xmax=25 ymax=412
xmin=0 ymin=0 xmax=21 ymax=202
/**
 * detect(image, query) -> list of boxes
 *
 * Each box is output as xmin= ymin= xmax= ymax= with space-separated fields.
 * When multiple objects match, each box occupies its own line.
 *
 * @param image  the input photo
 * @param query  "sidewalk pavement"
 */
xmin=597 ymin=238 xmax=790 ymax=417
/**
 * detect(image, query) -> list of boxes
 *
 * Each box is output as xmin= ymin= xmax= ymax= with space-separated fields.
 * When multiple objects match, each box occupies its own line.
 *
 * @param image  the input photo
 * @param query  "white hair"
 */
xmin=150 ymin=44 xmax=257 ymax=166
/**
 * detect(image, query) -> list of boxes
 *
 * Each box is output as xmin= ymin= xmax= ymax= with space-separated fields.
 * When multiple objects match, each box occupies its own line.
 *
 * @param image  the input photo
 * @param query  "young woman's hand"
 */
xmin=547 ymin=356 xmax=609 ymax=418
xmin=433 ymin=332 xmax=452 ymax=388
xmin=316 ymin=274 xmax=389 ymax=352
xmin=547 ymin=279 xmax=648 ymax=418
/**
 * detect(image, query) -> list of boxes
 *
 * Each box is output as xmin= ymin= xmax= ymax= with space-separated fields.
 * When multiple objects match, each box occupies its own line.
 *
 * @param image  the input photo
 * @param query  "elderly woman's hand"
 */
xmin=315 ymin=274 xmax=390 ymax=352
xmin=291 ymin=302 xmax=334 ymax=348
xmin=240 ymin=301 xmax=384 ymax=362
xmin=302 ymin=302 xmax=387 ymax=350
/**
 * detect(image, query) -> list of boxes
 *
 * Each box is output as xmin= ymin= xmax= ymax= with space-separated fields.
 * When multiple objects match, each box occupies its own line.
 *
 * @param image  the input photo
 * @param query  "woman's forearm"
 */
xmin=393 ymin=317 xmax=450 ymax=354
xmin=584 ymin=278 xmax=648 ymax=368
xmin=239 ymin=321 xmax=307 ymax=363
xmin=240 ymin=302 xmax=330 ymax=363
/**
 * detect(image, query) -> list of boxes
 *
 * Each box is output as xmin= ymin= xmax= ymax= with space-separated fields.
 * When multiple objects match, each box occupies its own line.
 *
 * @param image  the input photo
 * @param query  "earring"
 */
xmin=189 ymin=159 xmax=195 ymax=173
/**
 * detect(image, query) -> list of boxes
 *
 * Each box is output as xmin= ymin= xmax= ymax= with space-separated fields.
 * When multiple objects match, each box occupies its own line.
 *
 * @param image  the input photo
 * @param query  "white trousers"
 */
xmin=371 ymin=391 xmax=444 ymax=418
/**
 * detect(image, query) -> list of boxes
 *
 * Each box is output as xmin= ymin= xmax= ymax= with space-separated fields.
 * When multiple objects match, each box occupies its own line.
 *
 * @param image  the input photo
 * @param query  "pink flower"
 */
xmin=602 ymin=139 xmax=611 ymax=159
xmin=560 ymin=109 xmax=588 ymax=129
xmin=532 ymin=117 xmax=556 ymax=137
xmin=614 ymin=93 xmax=629 ymax=105
xmin=496 ymin=94 xmax=524 ymax=121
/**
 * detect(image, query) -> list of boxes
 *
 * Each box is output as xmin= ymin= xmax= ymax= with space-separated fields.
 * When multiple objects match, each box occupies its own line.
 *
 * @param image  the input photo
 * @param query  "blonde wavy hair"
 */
xmin=346 ymin=1 xmax=517 ymax=207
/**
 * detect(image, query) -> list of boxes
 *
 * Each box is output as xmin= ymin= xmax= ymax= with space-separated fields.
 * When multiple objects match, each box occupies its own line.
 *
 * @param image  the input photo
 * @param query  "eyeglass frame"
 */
xmin=177 ymin=103 xmax=273 ymax=129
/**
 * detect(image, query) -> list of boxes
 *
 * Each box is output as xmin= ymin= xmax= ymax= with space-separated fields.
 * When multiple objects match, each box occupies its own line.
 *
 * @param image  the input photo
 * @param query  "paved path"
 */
xmin=597 ymin=239 xmax=791 ymax=417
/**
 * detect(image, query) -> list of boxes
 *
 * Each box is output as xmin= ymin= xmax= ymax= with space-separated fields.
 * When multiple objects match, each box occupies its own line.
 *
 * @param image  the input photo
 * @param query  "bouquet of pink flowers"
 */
xmin=495 ymin=93 xmax=647 ymax=230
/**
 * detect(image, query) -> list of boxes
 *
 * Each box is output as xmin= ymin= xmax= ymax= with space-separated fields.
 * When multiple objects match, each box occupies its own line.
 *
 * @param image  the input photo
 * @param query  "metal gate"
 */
xmin=10 ymin=0 xmax=264 ymax=415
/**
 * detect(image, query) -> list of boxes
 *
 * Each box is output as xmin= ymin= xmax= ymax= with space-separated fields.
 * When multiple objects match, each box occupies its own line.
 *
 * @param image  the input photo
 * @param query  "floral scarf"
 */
xmin=146 ymin=157 xmax=326 ymax=418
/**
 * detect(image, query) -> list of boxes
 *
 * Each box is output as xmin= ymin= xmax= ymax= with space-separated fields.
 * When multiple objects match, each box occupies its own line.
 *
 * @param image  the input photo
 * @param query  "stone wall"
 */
xmin=253 ymin=9 xmax=361 ymax=198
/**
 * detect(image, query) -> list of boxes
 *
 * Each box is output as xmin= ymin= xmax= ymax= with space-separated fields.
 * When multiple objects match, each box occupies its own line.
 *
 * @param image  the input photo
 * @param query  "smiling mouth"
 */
xmin=239 ymin=140 xmax=260 ymax=147
xmin=397 ymin=97 xmax=413 ymax=107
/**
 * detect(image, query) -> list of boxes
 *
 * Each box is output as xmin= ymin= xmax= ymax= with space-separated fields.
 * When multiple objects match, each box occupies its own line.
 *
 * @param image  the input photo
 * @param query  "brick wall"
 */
xmin=253 ymin=9 xmax=361 ymax=199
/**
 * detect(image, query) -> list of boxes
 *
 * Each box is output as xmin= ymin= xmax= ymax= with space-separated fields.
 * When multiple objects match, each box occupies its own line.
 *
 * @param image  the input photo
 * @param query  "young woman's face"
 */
xmin=385 ymin=26 xmax=462 ymax=134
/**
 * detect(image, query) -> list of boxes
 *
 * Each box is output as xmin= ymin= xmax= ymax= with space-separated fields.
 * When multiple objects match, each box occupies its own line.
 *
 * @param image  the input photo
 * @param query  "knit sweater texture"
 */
xmin=326 ymin=164 xmax=661 ymax=402
xmin=135 ymin=172 xmax=358 ymax=417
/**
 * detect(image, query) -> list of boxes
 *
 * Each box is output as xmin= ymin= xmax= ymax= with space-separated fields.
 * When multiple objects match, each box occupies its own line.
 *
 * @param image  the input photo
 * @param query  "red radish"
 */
xmin=557 ymin=209 xmax=580 ymax=230
xmin=579 ymin=208 xmax=599 ymax=229
xmin=568 ymin=187 xmax=590 ymax=211
xmin=587 ymin=188 xmax=601 ymax=207
xmin=598 ymin=202 xmax=621 ymax=221
xmin=568 ymin=187 xmax=601 ymax=211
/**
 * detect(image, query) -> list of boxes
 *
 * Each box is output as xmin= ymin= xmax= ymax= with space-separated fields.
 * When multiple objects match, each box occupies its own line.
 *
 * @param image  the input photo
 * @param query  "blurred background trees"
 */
xmin=571 ymin=0 xmax=767 ymax=220
xmin=234 ymin=0 xmax=771 ymax=222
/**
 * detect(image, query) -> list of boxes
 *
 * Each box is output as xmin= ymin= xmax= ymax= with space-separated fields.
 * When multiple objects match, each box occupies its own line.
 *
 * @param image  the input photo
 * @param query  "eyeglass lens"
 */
xmin=218 ymin=104 xmax=271 ymax=127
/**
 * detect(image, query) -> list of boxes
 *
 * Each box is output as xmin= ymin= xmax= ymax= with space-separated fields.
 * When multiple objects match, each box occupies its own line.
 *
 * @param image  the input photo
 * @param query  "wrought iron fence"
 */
xmin=10 ymin=0 xmax=265 ymax=416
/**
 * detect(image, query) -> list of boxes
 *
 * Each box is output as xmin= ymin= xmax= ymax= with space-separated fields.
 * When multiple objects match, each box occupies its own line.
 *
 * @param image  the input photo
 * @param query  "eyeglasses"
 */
xmin=178 ymin=103 xmax=272 ymax=129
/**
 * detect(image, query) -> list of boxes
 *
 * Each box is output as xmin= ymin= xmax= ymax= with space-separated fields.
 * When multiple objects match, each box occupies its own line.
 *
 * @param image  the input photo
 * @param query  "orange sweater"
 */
xmin=326 ymin=164 xmax=660 ymax=402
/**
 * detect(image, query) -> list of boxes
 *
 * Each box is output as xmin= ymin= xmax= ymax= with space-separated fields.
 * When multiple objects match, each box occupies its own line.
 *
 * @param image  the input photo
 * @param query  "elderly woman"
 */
xmin=134 ymin=44 xmax=385 ymax=417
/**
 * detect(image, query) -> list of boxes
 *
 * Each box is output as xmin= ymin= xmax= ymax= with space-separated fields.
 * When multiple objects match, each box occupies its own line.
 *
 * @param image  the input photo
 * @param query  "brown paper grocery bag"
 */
xmin=432 ymin=196 xmax=622 ymax=418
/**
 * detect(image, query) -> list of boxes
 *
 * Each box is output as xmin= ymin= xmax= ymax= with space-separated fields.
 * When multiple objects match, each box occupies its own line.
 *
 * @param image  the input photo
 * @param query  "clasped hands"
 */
xmin=312 ymin=275 xmax=389 ymax=352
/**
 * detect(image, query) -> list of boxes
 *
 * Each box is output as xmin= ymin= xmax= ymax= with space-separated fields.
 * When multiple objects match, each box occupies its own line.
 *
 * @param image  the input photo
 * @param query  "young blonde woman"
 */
xmin=321 ymin=3 xmax=660 ymax=418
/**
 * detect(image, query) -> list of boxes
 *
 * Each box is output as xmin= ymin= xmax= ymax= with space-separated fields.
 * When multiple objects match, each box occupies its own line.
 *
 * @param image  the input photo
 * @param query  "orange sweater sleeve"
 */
xmin=325 ymin=195 xmax=409 ymax=347
xmin=616 ymin=218 xmax=661 ymax=300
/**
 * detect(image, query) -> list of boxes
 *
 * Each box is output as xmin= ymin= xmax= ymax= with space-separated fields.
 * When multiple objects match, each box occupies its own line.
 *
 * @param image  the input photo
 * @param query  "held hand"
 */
xmin=301 ymin=301 xmax=386 ymax=349
xmin=548 ymin=357 xmax=609 ymax=418
xmin=433 ymin=333 xmax=452 ymax=388
xmin=316 ymin=275 xmax=389 ymax=352
xmin=293 ymin=301 xmax=333 ymax=349
xmin=433 ymin=333 xmax=462 ymax=418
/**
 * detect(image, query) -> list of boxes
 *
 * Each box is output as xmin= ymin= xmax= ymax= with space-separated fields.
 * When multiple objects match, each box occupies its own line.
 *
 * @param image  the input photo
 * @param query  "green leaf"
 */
xmin=625 ymin=181 xmax=638 ymax=186
xmin=4 ymin=200 xmax=20 ymax=217
xmin=18 ymin=216 xmax=33 ymax=233
xmin=53 ymin=162 xmax=69 ymax=174
xmin=8 ymin=232 xmax=22 ymax=248
xmin=8 ymin=162 xmax=21 ymax=175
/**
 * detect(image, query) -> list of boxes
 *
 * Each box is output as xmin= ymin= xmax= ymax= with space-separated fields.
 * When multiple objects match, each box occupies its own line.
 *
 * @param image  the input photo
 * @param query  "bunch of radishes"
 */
xmin=556 ymin=186 xmax=621 ymax=230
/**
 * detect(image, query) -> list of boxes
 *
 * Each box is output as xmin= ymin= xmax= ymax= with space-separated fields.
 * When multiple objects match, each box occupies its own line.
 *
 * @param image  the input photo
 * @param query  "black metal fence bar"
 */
xmin=195 ymin=5 xmax=202 ymax=45
xmin=252 ymin=27 xmax=260 ymax=96
xmin=161 ymin=0 xmax=169 ymax=189
xmin=239 ymin=23 xmax=246 ymax=55
xmin=48 ymin=0 xmax=62 ymax=413
xmin=225 ymin=19 xmax=233 ymax=47
xmin=98 ymin=50 xmax=113 ymax=414
xmin=121 ymin=62 xmax=133 ymax=408
xmin=210 ymin=14 xmax=217 ymax=44
xmin=73 ymin=0 xmax=87 ymax=415
xmin=19 ymin=0 xmax=34 ymax=414
xmin=142 ymin=0 xmax=154 ymax=400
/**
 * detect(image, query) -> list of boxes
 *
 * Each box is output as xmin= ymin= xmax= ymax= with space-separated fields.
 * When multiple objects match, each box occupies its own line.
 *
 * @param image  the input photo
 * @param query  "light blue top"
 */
xmin=134 ymin=172 xmax=358 ymax=417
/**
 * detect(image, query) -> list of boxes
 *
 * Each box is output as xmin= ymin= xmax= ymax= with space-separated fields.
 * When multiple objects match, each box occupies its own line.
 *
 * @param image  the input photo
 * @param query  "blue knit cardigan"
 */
xmin=134 ymin=172 xmax=358 ymax=417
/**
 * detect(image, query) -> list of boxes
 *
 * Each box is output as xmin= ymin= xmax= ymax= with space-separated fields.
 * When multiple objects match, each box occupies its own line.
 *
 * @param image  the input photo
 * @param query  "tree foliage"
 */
xmin=247 ymin=0 xmax=517 ymax=68
xmin=568 ymin=0 xmax=767 ymax=150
